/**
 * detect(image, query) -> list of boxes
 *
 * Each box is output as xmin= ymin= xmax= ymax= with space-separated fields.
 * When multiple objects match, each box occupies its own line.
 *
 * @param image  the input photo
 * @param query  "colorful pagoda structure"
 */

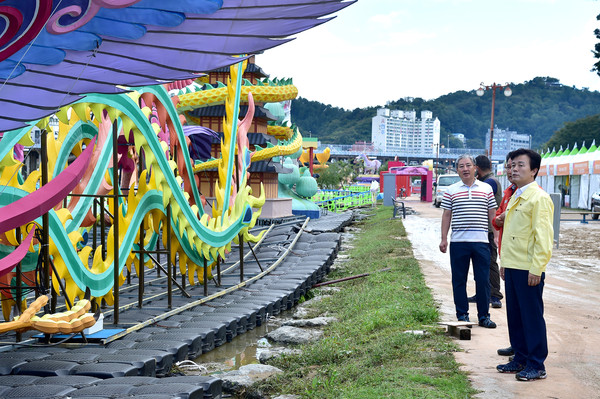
xmin=170 ymin=56 xmax=301 ymax=218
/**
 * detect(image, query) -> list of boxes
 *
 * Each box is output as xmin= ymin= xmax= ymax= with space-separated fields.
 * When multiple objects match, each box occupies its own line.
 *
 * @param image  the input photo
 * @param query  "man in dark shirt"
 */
xmin=467 ymin=155 xmax=503 ymax=308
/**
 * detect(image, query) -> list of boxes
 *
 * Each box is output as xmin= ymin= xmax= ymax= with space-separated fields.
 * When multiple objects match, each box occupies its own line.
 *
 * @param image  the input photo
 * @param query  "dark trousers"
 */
xmin=488 ymin=231 xmax=502 ymax=299
xmin=449 ymin=241 xmax=491 ymax=320
xmin=505 ymin=268 xmax=548 ymax=371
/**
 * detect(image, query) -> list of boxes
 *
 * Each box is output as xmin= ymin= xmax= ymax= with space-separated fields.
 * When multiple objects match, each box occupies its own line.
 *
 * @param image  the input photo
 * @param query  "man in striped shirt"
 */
xmin=439 ymin=154 xmax=498 ymax=328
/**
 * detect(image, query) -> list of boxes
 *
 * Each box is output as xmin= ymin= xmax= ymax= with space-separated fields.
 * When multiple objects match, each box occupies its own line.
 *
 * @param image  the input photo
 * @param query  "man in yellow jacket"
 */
xmin=496 ymin=148 xmax=554 ymax=381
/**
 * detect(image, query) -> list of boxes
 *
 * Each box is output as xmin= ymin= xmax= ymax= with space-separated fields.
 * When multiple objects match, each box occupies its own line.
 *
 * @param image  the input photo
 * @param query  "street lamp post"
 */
xmin=435 ymin=143 xmax=440 ymax=180
xmin=476 ymin=82 xmax=512 ymax=158
xmin=432 ymin=143 xmax=441 ymax=180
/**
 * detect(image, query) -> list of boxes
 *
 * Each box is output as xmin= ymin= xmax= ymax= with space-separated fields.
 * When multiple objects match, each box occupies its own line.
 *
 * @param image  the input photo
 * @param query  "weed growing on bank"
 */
xmin=259 ymin=207 xmax=476 ymax=398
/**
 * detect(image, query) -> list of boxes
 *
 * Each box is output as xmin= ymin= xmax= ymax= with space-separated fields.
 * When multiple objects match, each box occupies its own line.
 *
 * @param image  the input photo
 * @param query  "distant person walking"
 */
xmin=439 ymin=154 xmax=498 ymax=328
xmin=468 ymin=155 xmax=503 ymax=308
xmin=496 ymin=148 xmax=553 ymax=381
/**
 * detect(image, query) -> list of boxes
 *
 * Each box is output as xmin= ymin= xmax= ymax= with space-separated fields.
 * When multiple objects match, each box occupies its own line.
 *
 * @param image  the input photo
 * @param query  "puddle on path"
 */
xmin=190 ymin=224 xmax=359 ymax=373
xmin=192 ymin=311 xmax=292 ymax=372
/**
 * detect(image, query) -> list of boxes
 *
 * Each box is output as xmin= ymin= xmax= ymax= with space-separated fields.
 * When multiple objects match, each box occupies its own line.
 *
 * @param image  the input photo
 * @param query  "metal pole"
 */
xmin=167 ymin=204 xmax=172 ymax=308
xmin=15 ymin=227 xmax=22 ymax=342
xmin=156 ymin=233 xmax=161 ymax=277
xmin=172 ymin=143 xmax=178 ymax=288
xmin=203 ymin=257 xmax=208 ymax=296
xmin=100 ymin=197 xmax=106 ymax=260
xmin=138 ymin=219 xmax=144 ymax=308
xmin=435 ymin=144 xmax=440 ymax=181
xmin=239 ymin=234 xmax=244 ymax=283
xmin=313 ymin=268 xmax=391 ymax=288
xmin=140 ymin=252 xmax=191 ymax=298
xmin=247 ymin=242 xmax=264 ymax=272
xmin=93 ymin=199 xmax=97 ymax=253
xmin=112 ymin=120 xmax=120 ymax=324
xmin=488 ymin=84 xmax=497 ymax=158
xmin=40 ymin=129 xmax=50 ymax=302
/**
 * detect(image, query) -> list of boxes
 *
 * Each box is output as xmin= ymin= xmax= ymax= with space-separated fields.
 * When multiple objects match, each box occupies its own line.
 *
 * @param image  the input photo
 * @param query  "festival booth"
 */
xmin=380 ymin=165 xmax=433 ymax=203
xmin=379 ymin=161 xmax=409 ymax=198
xmin=538 ymin=141 xmax=600 ymax=208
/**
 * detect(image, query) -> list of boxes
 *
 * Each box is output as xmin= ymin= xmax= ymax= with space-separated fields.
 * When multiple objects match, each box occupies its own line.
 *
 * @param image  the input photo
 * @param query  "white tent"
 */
xmin=538 ymin=146 xmax=563 ymax=196
xmin=586 ymin=141 xmax=600 ymax=207
xmin=538 ymin=141 xmax=600 ymax=209
xmin=537 ymin=148 xmax=555 ymax=193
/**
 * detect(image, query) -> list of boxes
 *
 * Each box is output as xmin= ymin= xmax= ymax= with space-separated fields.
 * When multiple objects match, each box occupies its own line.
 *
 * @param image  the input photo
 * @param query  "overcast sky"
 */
xmin=258 ymin=0 xmax=600 ymax=110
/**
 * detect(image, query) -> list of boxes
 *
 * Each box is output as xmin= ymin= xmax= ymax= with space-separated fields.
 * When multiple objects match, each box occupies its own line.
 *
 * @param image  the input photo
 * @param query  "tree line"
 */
xmin=290 ymin=76 xmax=600 ymax=150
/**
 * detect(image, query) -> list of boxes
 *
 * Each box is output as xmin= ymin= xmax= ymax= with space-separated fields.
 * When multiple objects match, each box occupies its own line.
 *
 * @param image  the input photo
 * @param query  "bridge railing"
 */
xmin=317 ymin=144 xmax=490 ymax=160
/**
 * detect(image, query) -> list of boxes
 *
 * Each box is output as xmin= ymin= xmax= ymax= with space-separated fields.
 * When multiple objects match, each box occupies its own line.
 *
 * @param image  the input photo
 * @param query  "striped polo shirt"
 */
xmin=441 ymin=180 xmax=497 ymax=242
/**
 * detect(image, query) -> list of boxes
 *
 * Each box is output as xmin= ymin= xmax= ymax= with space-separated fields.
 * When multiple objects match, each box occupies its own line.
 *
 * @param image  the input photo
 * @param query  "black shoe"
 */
xmin=478 ymin=316 xmax=497 ymax=328
xmin=497 ymin=360 xmax=525 ymax=374
xmin=467 ymin=295 xmax=476 ymax=303
xmin=491 ymin=296 xmax=502 ymax=308
xmin=497 ymin=346 xmax=514 ymax=356
xmin=516 ymin=366 xmax=547 ymax=381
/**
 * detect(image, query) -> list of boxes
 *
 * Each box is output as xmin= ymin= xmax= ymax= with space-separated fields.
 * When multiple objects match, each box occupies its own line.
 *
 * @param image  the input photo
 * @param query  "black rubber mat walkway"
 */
xmin=0 ymin=212 xmax=350 ymax=398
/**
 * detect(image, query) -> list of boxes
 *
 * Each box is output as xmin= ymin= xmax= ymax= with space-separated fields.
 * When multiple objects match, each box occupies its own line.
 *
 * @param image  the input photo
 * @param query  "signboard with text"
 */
xmin=555 ymin=163 xmax=570 ymax=176
xmin=572 ymin=161 xmax=589 ymax=175
xmin=537 ymin=165 xmax=547 ymax=177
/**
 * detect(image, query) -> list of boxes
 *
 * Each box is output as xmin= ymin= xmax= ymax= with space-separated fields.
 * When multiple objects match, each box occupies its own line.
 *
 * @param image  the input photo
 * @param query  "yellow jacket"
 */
xmin=500 ymin=182 xmax=554 ymax=276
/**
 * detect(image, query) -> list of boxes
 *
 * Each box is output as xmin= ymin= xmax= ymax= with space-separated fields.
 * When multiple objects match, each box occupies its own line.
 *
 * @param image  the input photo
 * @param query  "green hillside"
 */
xmin=290 ymin=77 xmax=600 ymax=150
xmin=544 ymin=114 xmax=600 ymax=151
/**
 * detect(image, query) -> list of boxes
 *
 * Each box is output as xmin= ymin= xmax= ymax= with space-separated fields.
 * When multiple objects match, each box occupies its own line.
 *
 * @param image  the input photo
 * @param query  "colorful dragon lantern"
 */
xmin=0 ymin=0 xmax=355 ymax=333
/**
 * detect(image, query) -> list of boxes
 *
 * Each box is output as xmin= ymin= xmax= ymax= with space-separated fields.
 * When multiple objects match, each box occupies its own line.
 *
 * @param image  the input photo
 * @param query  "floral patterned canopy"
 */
xmin=0 ymin=0 xmax=354 ymax=131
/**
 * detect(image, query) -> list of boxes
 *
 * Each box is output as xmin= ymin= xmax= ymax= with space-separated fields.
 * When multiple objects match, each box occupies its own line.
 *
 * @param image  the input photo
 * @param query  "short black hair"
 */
xmin=510 ymin=148 xmax=541 ymax=178
xmin=506 ymin=151 xmax=514 ymax=163
xmin=475 ymin=155 xmax=492 ymax=171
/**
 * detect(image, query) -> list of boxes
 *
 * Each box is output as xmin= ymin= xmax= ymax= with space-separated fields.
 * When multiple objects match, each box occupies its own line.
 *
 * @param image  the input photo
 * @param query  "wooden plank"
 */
xmin=438 ymin=321 xmax=475 ymax=340
xmin=438 ymin=321 xmax=476 ymax=327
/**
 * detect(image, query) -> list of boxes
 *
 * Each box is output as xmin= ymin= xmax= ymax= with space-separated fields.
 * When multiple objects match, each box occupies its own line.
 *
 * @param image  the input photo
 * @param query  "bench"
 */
xmin=560 ymin=211 xmax=600 ymax=224
xmin=392 ymin=197 xmax=406 ymax=219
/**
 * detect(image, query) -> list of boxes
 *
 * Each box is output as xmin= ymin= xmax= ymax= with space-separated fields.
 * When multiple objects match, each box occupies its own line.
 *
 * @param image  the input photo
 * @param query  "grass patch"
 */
xmin=258 ymin=207 xmax=475 ymax=398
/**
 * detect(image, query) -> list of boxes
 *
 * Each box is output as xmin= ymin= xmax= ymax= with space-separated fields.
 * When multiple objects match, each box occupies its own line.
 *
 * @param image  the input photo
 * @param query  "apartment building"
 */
xmin=371 ymin=108 xmax=440 ymax=155
xmin=485 ymin=126 xmax=531 ymax=161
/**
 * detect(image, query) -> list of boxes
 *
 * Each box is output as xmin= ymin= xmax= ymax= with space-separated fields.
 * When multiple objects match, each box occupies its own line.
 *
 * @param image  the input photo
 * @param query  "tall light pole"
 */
xmin=432 ymin=143 xmax=442 ymax=180
xmin=476 ymin=82 xmax=512 ymax=158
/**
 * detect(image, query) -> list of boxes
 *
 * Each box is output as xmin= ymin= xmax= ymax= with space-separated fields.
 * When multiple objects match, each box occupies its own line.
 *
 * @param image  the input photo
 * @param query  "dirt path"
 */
xmin=400 ymin=196 xmax=600 ymax=398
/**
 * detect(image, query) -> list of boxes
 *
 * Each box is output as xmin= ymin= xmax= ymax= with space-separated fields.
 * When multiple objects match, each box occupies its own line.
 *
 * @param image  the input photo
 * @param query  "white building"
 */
xmin=22 ymin=115 xmax=60 ymax=177
xmin=371 ymin=108 xmax=440 ymax=155
xmin=452 ymin=133 xmax=466 ymax=145
xmin=30 ymin=115 xmax=60 ymax=147
xmin=485 ymin=126 xmax=531 ymax=161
